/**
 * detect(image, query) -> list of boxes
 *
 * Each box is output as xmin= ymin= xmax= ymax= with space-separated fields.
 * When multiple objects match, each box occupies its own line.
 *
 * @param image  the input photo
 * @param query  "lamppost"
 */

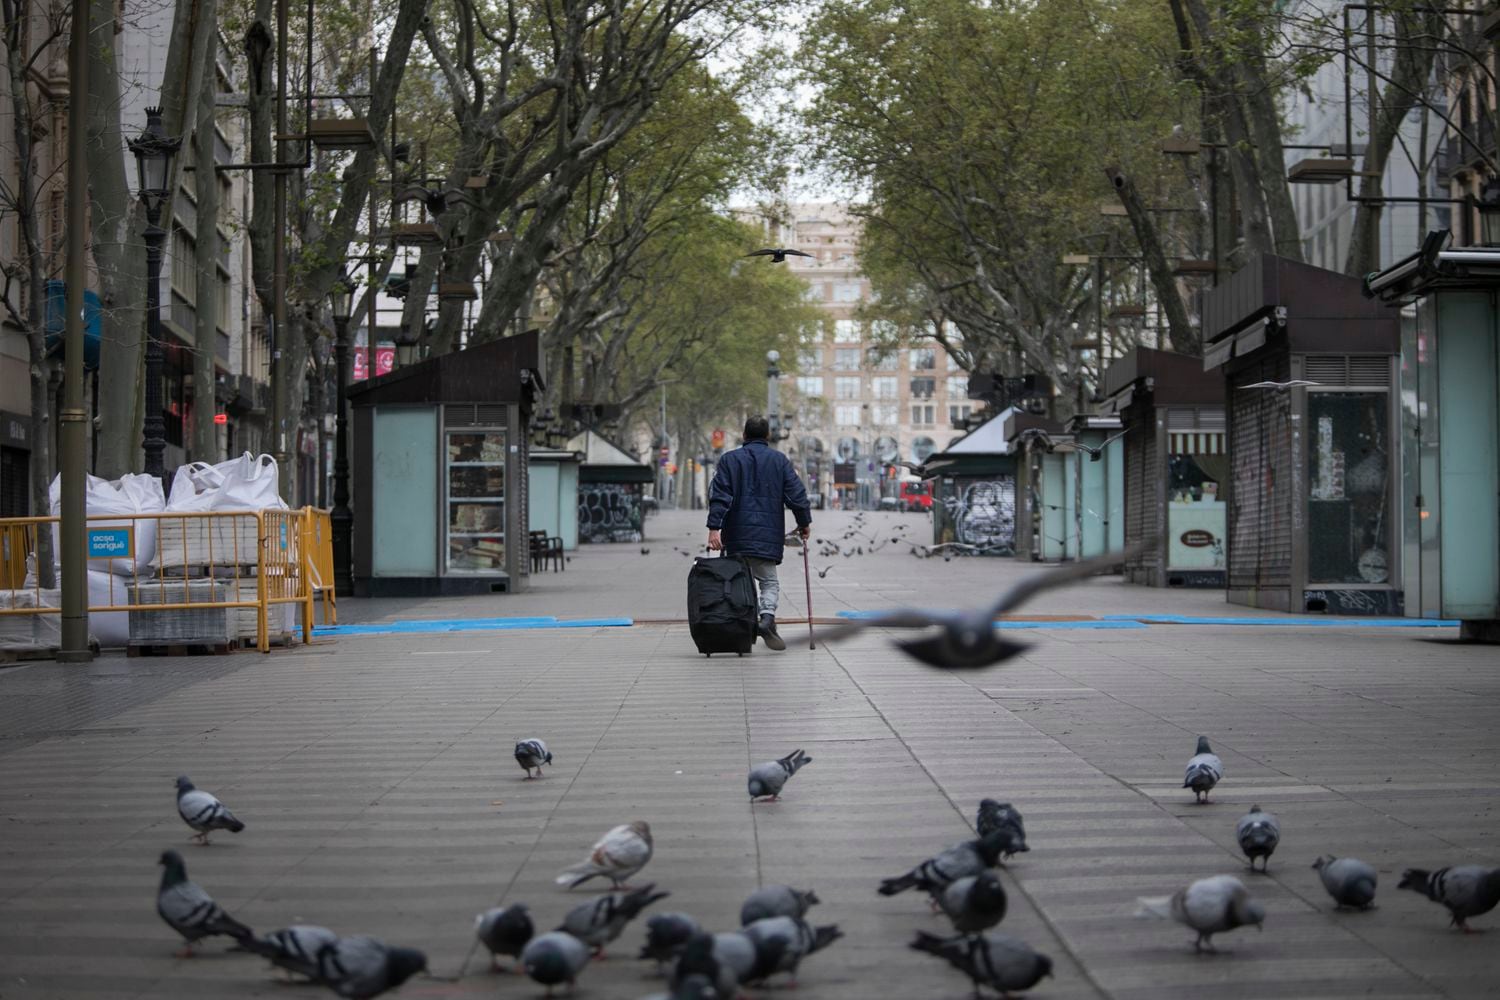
xmin=128 ymin=107 xmax=181 ymax=482
xmin=765 ymin=349 xmax=793 ymax=444
xmin=328 ymin=272 xmax=356 ymax=595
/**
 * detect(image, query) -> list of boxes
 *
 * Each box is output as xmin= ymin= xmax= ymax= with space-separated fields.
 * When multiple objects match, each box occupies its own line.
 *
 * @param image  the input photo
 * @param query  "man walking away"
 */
xmin=706 ymin=416 xmax=812 ymax=651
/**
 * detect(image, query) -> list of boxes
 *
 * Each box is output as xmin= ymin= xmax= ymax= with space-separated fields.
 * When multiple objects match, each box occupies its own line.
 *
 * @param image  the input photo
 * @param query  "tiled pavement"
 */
xmin=0 ymin=509 xmax=1496 ymax=999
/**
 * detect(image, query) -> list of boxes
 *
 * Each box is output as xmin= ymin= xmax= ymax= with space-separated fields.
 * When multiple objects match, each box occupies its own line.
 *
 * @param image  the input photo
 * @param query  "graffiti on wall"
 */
xmin=578 ymin=483 xmax=643 ymax=543
xmin=942 ymin=476 xmax=1016 ymax=553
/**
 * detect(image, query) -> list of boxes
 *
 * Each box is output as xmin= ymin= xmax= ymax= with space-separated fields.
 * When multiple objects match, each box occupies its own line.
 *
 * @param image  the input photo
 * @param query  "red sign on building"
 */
xmin=352 ymin=346 xmax=395 ymax=381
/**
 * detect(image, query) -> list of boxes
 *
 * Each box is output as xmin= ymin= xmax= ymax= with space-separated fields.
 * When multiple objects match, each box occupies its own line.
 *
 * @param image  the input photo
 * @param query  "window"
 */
xmin=835 ymin=376 xmax=862 ymax=399
xmin=946 ymin=351 xmax=962 ymax=371
xmin=803 ymin=283 xmax=824 ymax=301
xmin=797 ymin=347 xmax=821 ymax=370
xmin=910 ymin=377 xmax=936 ymax=398
xmin=911 ymin=404 xmax=935 ymax=426
xmin=834 ymin=348 xmax=861 ymax=370
xmin=835 ymin=405 xmax=862 ymax=426
xmin=947 ymin=376 xmax=968 ymax=399
xmin=171 ymin=227 xmax=196 ymax=303
xmin=446 ymin=430 xmax=507 ymax=572
xmin=867 ymin=347 xmax=898 ymax=370
xmin=833 ymin=319 xmax=861 ymax=342
xmin=1307 ymin=391 xmax=1391 ymax=584
xmin=833 ymin=282 xmax=862 ymax=302
xmin=910 ymin=347 xmax=936 ymax=370
xmin=870 ymin=319 xmax=899 ymax=339
xmin=871 ymin=403 xmax=898 ymax=424
xmin=871 ymin=377 xmax=897 ymax=399
xmin=796 ymin=376 xmax=824 ymax=396
xmin=949 ymin=404 xmax=971 ymax=426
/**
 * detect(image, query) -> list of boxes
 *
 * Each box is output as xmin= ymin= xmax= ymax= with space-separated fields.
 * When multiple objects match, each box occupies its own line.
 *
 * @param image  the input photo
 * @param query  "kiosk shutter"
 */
xmin=1228 ymin=355 xmax=1293 ymax=590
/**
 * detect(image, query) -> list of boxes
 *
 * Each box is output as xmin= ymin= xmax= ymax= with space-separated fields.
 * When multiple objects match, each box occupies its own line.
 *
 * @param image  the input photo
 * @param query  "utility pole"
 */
xmin=57 ymin=0 xmax=91 ymax=661
xmin=271 ymin=0 xmax=291 ymax=499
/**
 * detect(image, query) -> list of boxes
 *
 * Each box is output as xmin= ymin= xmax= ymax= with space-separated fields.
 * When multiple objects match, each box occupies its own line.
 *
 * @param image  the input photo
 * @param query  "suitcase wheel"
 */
xmin=737 ymin=652 xmax=744 ymax=657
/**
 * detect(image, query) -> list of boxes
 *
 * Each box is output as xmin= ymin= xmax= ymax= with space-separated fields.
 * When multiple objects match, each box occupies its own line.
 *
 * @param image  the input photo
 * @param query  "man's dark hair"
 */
xmin=743 ymin=415 xmax=770 ymax=441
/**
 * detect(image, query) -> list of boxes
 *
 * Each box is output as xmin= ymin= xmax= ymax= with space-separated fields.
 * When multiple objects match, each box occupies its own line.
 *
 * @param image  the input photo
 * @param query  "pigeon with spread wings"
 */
xmin=810 ymin=543 xmax=1144 ymax=669
xmin=744 ymin=248 xmax=814 ymax=263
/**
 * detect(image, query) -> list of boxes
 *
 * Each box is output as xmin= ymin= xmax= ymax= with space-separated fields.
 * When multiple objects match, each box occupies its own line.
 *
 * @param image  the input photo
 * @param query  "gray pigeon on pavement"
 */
xmin=740 ymin=885 xmax=820 ymax=925
xmin=748 ymin=749 xmax=812 ymax=801
xmin=668 ymin=932 xmax=734 ymax=998
xmin=521 ymin=931 xmax=591 ymax=996
xmin=975 ymin=799 xmax=1029 ymax=858
xmin=937 ymin=872 xmax=1009 ymax=934
xmin=1183 ymin=736 xmax=1224 ymax=803
xmin=244 ymin=924 xmax=338 ymax=980
xmin=556 ymin=820 xmax=654 ymax=889
xmin=175 ymin=775 xmax=245 ymax=844
xmin=879 ymin=828 xmax=1016 ymax=897
xmin=1136 ymin=874 xmax=1266 ymax=952
xmin=313 ymin=935 xmax=427 ymax=999
xmin=742 ymin=916 xmax=842 ymax=985
xmin=910 ymin=930 xmax=1052 ymax=996
xmin=639 ymin=911 xmax=702 ymax=967
xmin=514 ymin=738 xmax=552 ymax=779
xmin=558 ymin=884 xmax=669 ymax=956
xmin=641 ymin=973 xmax=721 ymax=1000
xmin=1236 ymin=805 xmax=1280 ymax=872
xmin=708 ymin=931 xmax=758 ymax=991
xmin=1312 ymin=855 xmax=1377 ymax=910
xmin=1398 ymin=865 xmax=1500 ymax=931
xmin=155 ymin=849 xmax=254 ymax=956
xmin=474 ymin=903 xmax=534 ymax=971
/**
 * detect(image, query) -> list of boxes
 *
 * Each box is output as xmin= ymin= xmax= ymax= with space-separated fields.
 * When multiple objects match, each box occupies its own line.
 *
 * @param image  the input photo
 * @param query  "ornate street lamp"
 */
xmin=328 ymin=271 xmax=356 ymax=595
xmin=128 ymin=107 xmax=182 ymax=481
xmin=394 ymin=323 xmax=421 ymax=367
xmin=1478 ymin=179 xmax=1500 ymax=247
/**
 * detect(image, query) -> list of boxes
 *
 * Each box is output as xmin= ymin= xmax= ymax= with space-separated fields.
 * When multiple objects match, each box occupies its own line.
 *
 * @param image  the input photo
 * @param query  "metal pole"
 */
xmin=331 ymin=314 xmax=353 ymax=595
xmin=57 ymin=0 xmax=91 ymax=662
xmin=141 ymin=208 xmax=168 ymax=481
xmin=271 ymin=0 xmax=290 ymax=497
xmin=801 ymin=535 xmax=815 ymax=650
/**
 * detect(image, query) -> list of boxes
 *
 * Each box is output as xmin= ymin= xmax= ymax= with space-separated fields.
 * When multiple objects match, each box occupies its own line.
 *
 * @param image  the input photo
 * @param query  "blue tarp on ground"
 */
xmin=315 ymin=616 xmax=634 ymax=637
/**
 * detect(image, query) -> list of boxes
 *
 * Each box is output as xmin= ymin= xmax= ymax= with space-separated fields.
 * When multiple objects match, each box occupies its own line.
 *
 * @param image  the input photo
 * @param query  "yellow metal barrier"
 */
xmin=302 ymin=508 xmax=337 ymax=625
xmin=0 ymin=509 xmax=323 ymax=654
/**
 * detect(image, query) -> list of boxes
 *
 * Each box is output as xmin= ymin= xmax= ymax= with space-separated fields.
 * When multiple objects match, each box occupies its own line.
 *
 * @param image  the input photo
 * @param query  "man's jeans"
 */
xmin=742 ymin=556 xmax=780 ymax=616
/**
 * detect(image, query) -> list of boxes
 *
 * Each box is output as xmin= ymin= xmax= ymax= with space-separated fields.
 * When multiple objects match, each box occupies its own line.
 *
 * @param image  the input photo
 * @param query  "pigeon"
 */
xmin=155 ymin=849 xmax=254 ymax=956
xmin=1069 ymin=427 xmax=1128 ymax=460
xmin=811 ymin=544 xmax=1144 ymax=668
xmin=175 ymin=775 xmax=245 ymax=845
xmin=558 ymin=883 xmax=669 ymax=955
xmin=244 ymin=925 xmax=338 ymax=980
xmin=816 ymin=566 xmax=832 ymax=578
xmin=313 ymin=935 xmax=428 ymax=999
xmin=639 ymin=911 xmax=702 ymax=967
xmin=910 ymin=930 xmax=1052 ymax=996
xmin=975 ymin=799 xmax=1029 ymax=858
xmin=1312 ymin=855 xmax=1377 ymax=910
xmin=748 ymin=749 xmax=813 ymax=802
xmin=643 ymin=972 xmax=721 ymax=1000
xmin=741 ymin=916 xmax=842 ymax=985
xmin=521 ymin=931 xmax=591 ymax=995
xmin=1183 ymin=736 xmax=1223 ymax=804
xmin=744 ymin=248 xmax=814 ymax=263
xmin=1397 ymin=865 xmax=1500 ymax=931
xmin=641 ymin=547 xmax=651 ymax=555
xmin=1136 ymin=874 xmax=1265 ymax=952
xmin=475 ymin=903 xmax=534 ymax=971
xmin=668 ymin=932 xmax=735 ymax=998
xmin=937 ymin=872 xmax=1009 ymax=934
xmin=1236 ymin=805 xmax=1280 ymax=872
xmin=708 ymin=931 xmax=758 ymax=991
xmin=556 ymin=820 xmax=654 ymax=889
xmin=879 ymin=828 xmax=1016 ymax=897
xmin=740 ymin=885 xmax=820 ymax=926
xmin=515 ymin=739 xmax=553 ymax=779
xmin=1239 ymin=379 xmax=1322 ymax=391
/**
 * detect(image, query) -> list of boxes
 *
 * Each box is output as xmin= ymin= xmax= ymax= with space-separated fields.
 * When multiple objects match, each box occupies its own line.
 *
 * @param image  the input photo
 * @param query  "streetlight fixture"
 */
xmin=1477 ymin=179 xmax=1500 ymax=247
xmin=393 ymin=323 xmax=421 ymax=367
xmin=328 ymin=271 xmax=356 ymax=595
xmin=128 ymin=106 xmax=182 ymax=482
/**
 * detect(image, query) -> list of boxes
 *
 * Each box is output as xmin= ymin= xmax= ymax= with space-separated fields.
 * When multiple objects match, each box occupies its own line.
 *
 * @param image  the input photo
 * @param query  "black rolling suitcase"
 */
xmin=688 ymin=554 xmax=757 ymax=656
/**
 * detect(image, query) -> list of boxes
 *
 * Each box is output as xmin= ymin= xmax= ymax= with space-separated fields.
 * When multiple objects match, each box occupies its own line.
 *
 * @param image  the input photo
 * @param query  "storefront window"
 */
xmin=1167 ymin=434 xmax=1227 ymax=570
xmin=1307 ymin=392 xmax=1390 ymax=584
xmin=446 ymin=430 xmax=506 ymax=572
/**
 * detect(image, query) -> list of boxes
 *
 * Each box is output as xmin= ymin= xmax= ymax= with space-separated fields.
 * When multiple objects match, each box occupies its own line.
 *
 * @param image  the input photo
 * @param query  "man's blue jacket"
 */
xmin=706 ymin=439 xmax=812 ymax=564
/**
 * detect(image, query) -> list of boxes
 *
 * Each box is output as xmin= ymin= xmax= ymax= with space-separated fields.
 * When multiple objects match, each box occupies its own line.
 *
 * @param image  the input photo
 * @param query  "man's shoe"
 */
xmin=759 ymin=614 xmax=786 ymax=651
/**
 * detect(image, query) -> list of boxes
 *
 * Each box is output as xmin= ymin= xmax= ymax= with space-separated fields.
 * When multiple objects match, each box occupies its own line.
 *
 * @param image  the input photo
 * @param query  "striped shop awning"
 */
xmin=1170 ymin=431 xmax=1225 ymax=455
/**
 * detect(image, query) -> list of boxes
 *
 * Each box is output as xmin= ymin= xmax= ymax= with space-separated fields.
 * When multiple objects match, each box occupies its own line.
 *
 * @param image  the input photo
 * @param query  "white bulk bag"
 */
xmin=47 ymin=472 xmax=164 ymax=577
xmin=166 ymin=453 xmax=287 ymax=511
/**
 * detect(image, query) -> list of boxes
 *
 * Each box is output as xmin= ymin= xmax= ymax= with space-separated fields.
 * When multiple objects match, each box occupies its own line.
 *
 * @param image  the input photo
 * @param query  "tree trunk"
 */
xmin=1106 ymin=167 xmax=1198 ymax=354
xmin=190 ymin=0 xmax=220 ymax=461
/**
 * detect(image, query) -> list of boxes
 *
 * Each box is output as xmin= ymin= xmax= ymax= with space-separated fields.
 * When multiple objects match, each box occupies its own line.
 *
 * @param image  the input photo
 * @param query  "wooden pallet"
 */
xmin=126 ymin=641 xmax=234 ymax=657
xmin=1 ymin=641 xmax=102 ymax=664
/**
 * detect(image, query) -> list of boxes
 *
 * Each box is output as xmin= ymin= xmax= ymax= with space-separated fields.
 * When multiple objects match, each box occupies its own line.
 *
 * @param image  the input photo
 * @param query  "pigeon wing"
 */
xmin=985 ymin=541 xmax=1147 ymax=619
xmin=808 ymin=609 xmax=946 ymax=645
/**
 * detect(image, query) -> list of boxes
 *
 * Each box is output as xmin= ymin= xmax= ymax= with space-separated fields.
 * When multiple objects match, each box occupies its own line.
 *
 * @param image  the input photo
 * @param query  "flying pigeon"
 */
xmin=748 ymin=749 xmax=813 ymax=802
xmin=1136 ymin=874 xmax=1265 ymax=952
xmin=879 ymin=828 xmax=1016 ymax=897
xmin=557 ymin=884 xmax=669 ymax=956
xmin=395 ymin=185 xmax=478 ymax=217
xmin=740 ymin=885 xmax=820 ymax=926
xmin=1312 ymin=855 xmax=1377 ymax=910
xmin=741 ymin=916 xmax=842 ymax=986
xmin=313 ymin=935 xmax=428 ymax=999
xmin=1397 ymin=865 xmax=1500 ymax=931
xmin=155 ymin=849 xmax=254 ymax=957
xmin=1183 ymin=736 xmax=1223 ymax=803
xmin=937 ymin=872 xmax=1009 ymax=934
xmin=244 ymin=925 xmax=338 ymax=981
xmin=810 ymin=545 xmax=1144 ymax=668
xmin=474 ymin=903 xmax=534 ymax=971
xmin=816 ymin=566 xmax=832 ymax=578
xmin=555 ymin=820 xmax=653 ymax=889
xmin=514 ymin=739 xmax=553 ymax=779
xmin=1066 ymin=428 xmax=1127 ymax=461
xmin=520 ymin=931 xmax=591 ymax=996
xmin=668 ymin=932 xmax=735 ymax=998
xmin=975 ymin=799 xmax=1028 ymax=858
xmin=910 ymin=930 xmax=1052 ymax=996
xmin=175 ymin=775 xmax=245 ymax=845
xmin=1236 ymin=805 xmax=1280 ymax=873
xmin=638 ymin=911 xmax=702 ymax=967
xmin=1239 ymin=379 xmax=1321 ymax=391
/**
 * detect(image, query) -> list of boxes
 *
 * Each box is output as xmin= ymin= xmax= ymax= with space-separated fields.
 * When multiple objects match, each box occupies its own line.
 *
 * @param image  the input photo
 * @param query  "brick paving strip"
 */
xmin=0 ymin=509 xmax=1493 ymax=999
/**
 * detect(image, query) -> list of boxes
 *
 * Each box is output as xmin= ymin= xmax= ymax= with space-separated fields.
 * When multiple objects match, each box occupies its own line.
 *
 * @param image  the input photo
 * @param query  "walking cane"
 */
xmin=801 ymin=530 xmax=816 ymax=649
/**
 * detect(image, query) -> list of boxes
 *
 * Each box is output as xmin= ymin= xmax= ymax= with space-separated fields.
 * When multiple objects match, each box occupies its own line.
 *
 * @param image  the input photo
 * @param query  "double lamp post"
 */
xmin=127 ymin=107 xmax=182 ymax=483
